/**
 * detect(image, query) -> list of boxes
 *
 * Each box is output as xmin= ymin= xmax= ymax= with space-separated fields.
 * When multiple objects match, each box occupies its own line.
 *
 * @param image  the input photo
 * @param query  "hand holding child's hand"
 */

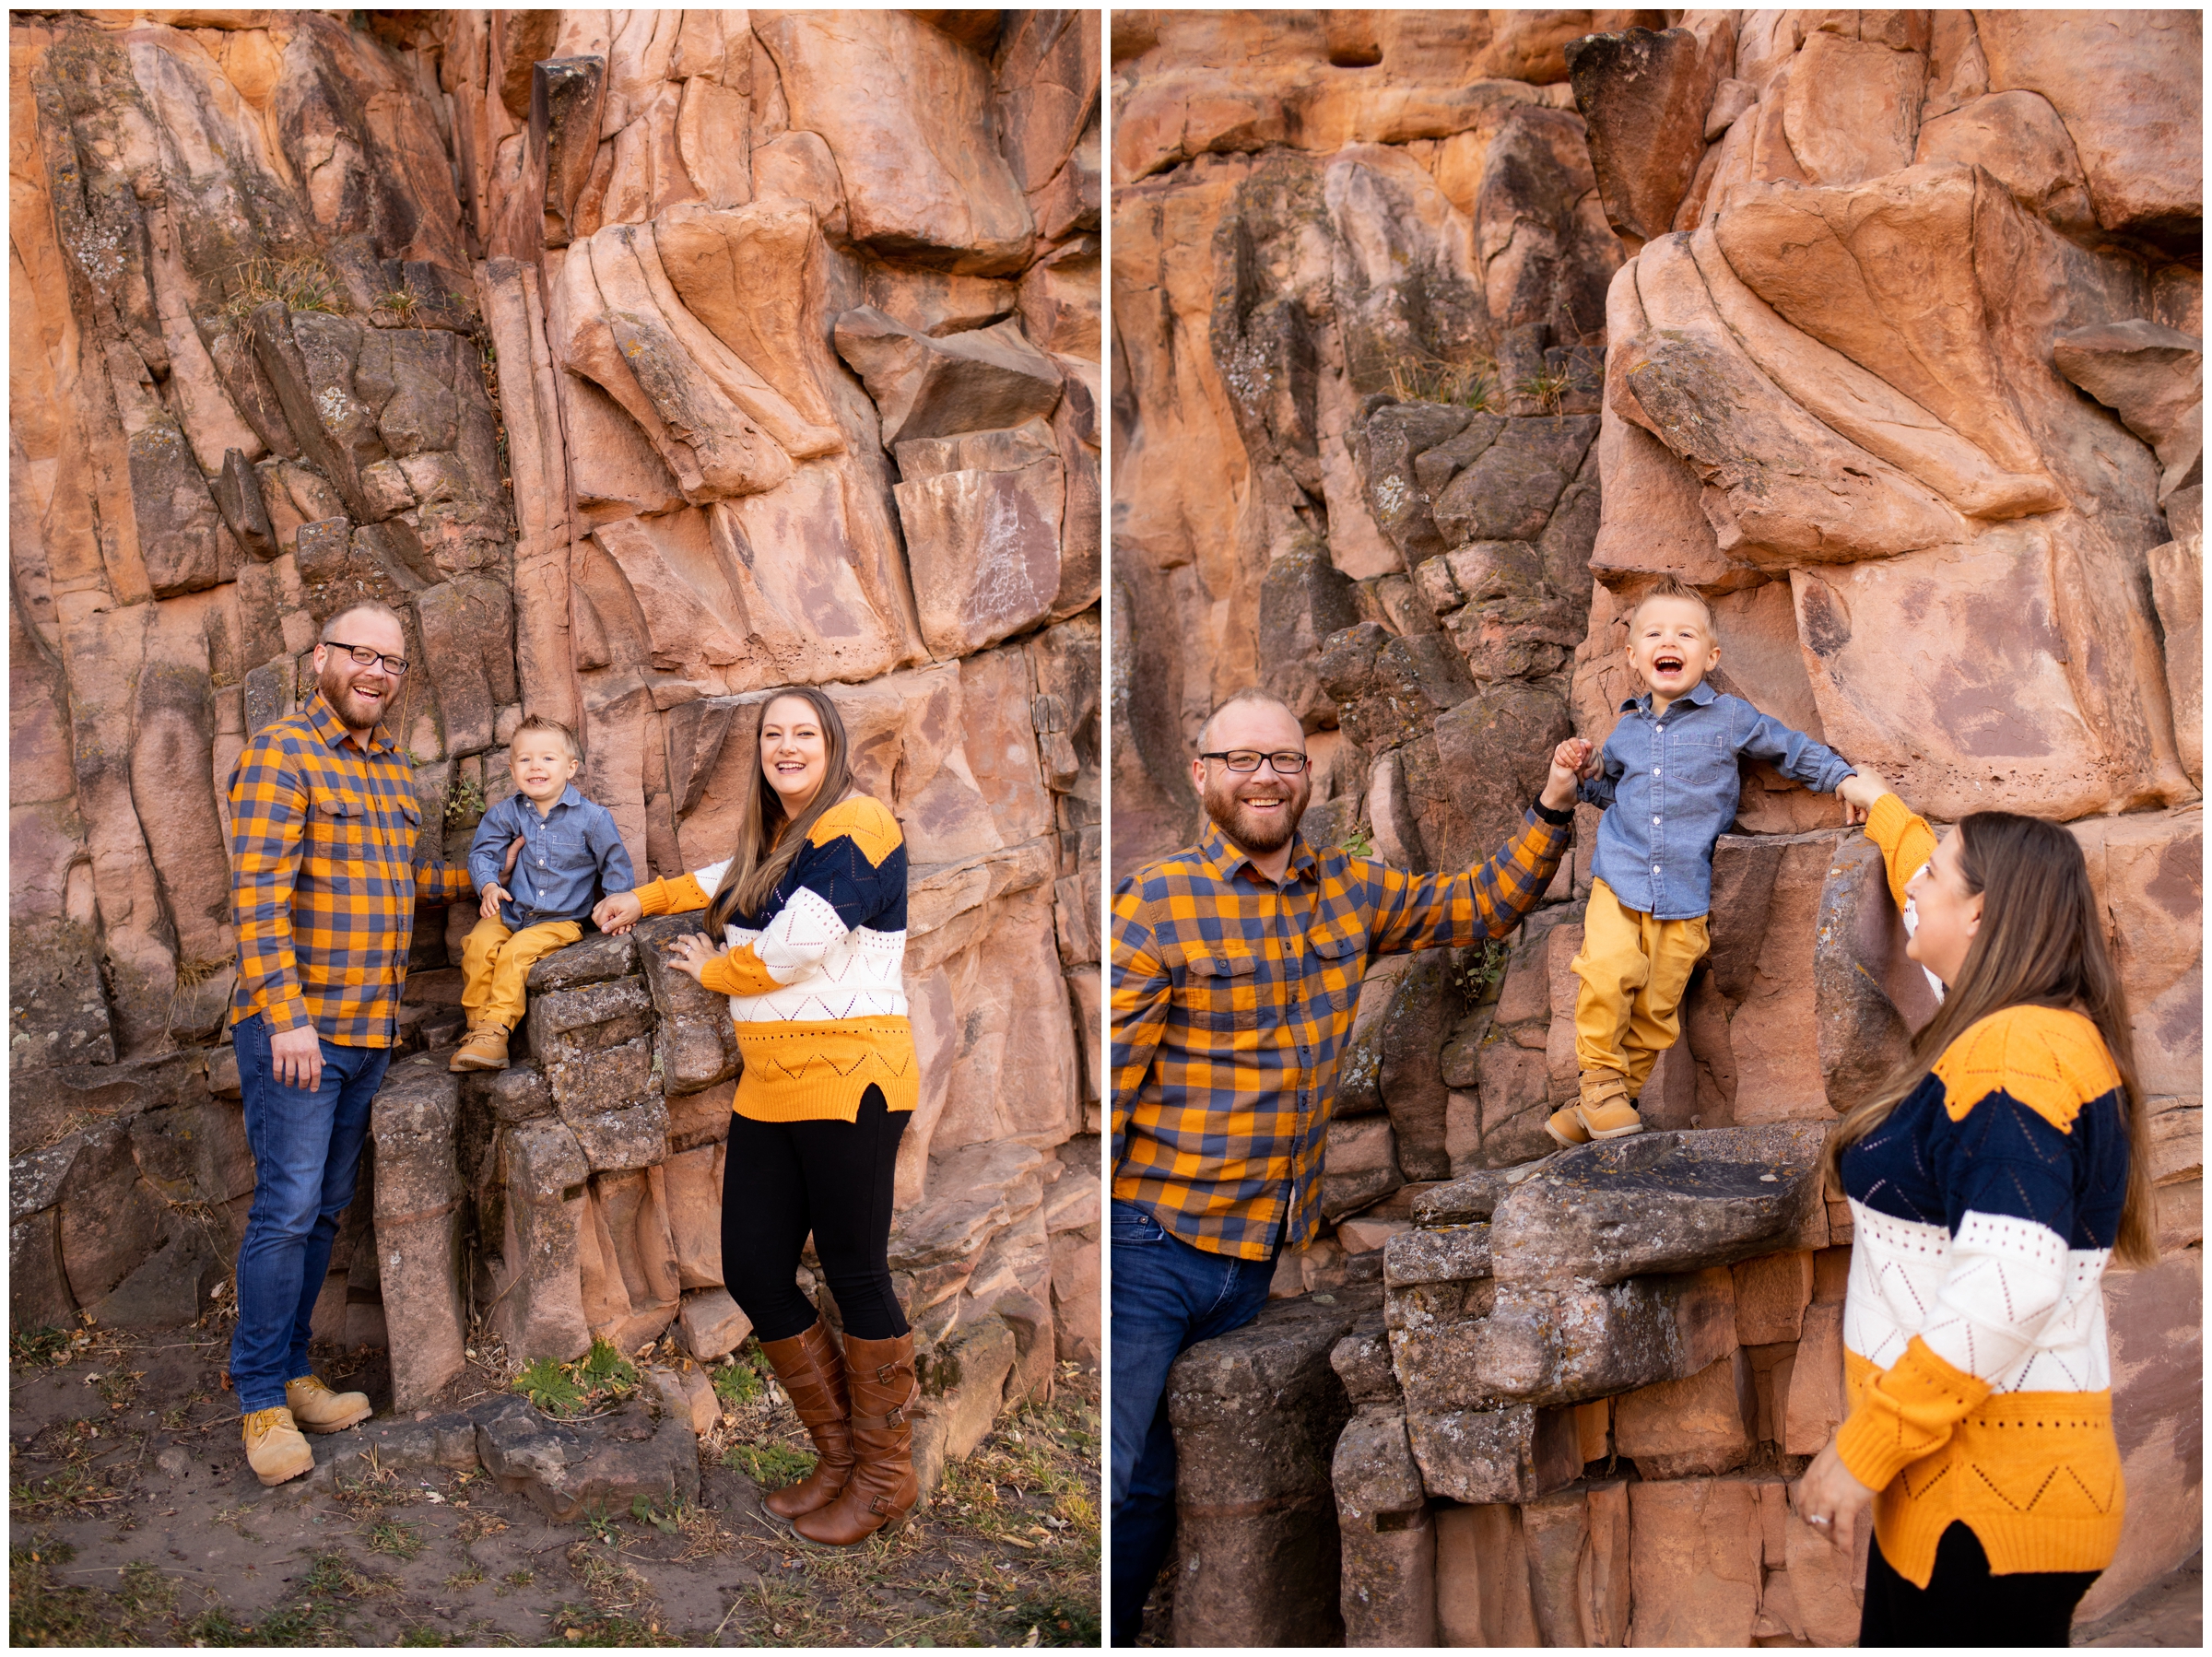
xmin=479 ymin=882 xmax=510 ymax=921
xmin=593 ymin=891 xmax=644 ymax=936
xmin=1541 ymin=737 xmax=1594 ymax=812
xmin=1836 ymin=770 xmax=1888 ymax=827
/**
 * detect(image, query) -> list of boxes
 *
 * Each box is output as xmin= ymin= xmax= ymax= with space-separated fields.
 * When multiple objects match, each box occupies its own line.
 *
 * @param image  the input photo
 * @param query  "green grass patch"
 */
xmin=722 ymin=1441 xmax=817 ymax=1488
xmin=10 ymin=1326 xmax=70 ymax=1367
xmin=365 ymin=1519 xmax=424 ymax=1561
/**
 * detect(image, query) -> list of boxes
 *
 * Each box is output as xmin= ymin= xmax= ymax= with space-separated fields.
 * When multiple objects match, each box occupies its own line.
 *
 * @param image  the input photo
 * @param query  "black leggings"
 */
xmin=1860 ymin=1522 xmax=2099 ymax=1647
xmin=721 ymin=1084 xmax=911 ymax=1343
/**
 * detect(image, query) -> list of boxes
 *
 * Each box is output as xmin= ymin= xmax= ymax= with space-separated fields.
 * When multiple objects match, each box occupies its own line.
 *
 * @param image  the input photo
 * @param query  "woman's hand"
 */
xmin=594 ymin=891 xmax=644 ymax=935
xmin=1837 ymin=770 xmax=1889 ymax=826
xmin=661 ymin=930 xmax=724 ymax=983
xmin=1793 ymin=1438 xmax=1877 ymax=1557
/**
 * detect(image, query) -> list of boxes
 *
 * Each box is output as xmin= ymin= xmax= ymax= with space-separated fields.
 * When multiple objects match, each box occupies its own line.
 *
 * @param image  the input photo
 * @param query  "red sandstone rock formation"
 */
xmin=10 ymin=8 xmax=1100 ymax=1473
xmin=1117 ymin=9 xmax=2201 ymax=1643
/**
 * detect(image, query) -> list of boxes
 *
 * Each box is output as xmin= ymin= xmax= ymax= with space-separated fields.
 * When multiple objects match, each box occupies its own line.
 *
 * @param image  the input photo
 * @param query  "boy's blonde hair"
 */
xmin=510 ymin=713 xmax=582 ymax=761
xmin=1625 ymin=574 xmax=1715 ymax=635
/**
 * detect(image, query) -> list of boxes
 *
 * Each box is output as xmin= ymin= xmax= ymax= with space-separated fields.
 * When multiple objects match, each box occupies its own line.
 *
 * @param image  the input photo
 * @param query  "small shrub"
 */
xmin=710 ymin=1359 xmax=760 ymax=1408
xmin=513 ymin=1356 xmax=586 ymax=1416
xmin=220 ymin=254 xmax=348 ymax=321
xmin=573 ymin=1338 xmax=638 ymax=1403
xmin=1337 ymin=824 xmax=1376 ymax=861
xmin=445 ymin=776 xmax=487 ymax=828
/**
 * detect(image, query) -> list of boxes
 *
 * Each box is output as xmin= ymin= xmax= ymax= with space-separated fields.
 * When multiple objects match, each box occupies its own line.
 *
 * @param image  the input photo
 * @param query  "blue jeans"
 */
xmin=228 ymin=1015 xmax=391 ymax=1412
xmin=1109 ymin=1199 xmax=1277 ymax=1646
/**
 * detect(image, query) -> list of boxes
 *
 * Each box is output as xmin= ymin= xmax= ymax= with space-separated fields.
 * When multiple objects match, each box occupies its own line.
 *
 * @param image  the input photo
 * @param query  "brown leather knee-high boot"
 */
xmin=755 ymin=1318 xmax=854 ymax=1520
xmin=794 ymin=1331 xmax=918 ymax=1545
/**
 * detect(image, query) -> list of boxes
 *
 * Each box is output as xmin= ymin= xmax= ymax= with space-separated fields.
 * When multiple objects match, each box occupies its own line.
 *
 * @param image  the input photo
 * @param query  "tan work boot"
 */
xmin=449 ymin=1025 xmax=510 ymax=1072
xmin=1544 ymin=1103 xmax=1592 ymax=1148
xmin=242 ymin=1405 xmax=315 ymax=1487
xmin=1575 ymin=1072 xmax=1643 ymax=1140
xmin=286 ymin=1374 xmax=371 ymax=1434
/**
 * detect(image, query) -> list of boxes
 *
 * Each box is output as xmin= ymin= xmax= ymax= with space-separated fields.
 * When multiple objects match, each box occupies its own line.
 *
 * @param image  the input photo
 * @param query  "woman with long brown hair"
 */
xmin=1799 ymin=773 xmax=2158 ymax=1645
xmin=594 ymin=687 xmax=919 ymax=1545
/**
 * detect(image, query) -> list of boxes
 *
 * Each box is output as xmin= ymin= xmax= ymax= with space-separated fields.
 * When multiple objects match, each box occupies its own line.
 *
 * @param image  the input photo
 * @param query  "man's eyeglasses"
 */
xmin=1200 ymin=750 xmax=1312 ymax=774
xmin=323 ymin=640 xmax=409 ymax=676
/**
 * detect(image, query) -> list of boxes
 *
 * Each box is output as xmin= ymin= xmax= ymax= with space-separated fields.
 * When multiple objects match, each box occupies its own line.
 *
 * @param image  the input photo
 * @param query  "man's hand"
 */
xmin=1837 ymin=770 xmax=1888 ymax=827
xmin=1541 ymin=737 xmax=1594 ymax=813
xmin=479 ymin=882 xmax=511 ymax=921
xmin=594 ymin=891 xmax=644 ymax=935
xmin=269 ymin=1024 xmax=324 ymax=1093
xmin=501 ymin=835 xmax=525 ymax=880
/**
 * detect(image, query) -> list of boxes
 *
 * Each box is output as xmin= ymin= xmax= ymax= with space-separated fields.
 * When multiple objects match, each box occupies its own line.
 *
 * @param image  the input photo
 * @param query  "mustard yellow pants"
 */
xmin=460 ymin=916 xmax=582 ymax=1032
xmin=1571 ymin=879 xmax=1710 ymax=1098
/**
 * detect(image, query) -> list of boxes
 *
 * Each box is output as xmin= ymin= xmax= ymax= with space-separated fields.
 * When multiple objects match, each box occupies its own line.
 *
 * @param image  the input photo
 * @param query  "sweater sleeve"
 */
xmin=1865 ymin=792 xmax=1939 ymax=915
xmin=633 ymin=871 xmax=714 ymax=916
xmin=1832 ymin=1006 xmax=2116 ymax=1490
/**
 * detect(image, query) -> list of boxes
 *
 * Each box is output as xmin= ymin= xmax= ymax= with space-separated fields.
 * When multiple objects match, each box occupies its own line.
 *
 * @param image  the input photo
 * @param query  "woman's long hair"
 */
xmin=705 ymin=687 xmax=853 ymax=934
xmin=1822 ymin=811 xmax=2159 ymax=1267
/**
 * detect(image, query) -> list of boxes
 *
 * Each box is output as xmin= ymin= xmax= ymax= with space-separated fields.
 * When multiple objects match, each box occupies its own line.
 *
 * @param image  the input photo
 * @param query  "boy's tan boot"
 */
xmin=286 ymin=1374 xmax=371 ymax=1433
xmin=449 ymin=1025 xmax=509 ymax=1072
xmin=1574 ymin=1072 xmax=1643 ymax=1140
xmin=242 ymin=1405 xmax=316 ymax=1487
xmin=1544 ymin=1103 xmax=1591 ymax=1148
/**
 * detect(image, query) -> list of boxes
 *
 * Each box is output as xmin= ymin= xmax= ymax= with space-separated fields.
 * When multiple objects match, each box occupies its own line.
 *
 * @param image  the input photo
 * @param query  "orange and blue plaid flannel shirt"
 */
xmin=229 ymin=690 xmax=470 ymax=1046
xmin=1111 ymin=807 xmax=1569 ymax=1260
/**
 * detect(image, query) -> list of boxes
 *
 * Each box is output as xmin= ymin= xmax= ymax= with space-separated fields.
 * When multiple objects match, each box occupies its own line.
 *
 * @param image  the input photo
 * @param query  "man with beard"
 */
xmin=1107 ymin=687 xmax=1589 ymax=1642
xmin=225 ymin=602 xmax=474 ymax=1486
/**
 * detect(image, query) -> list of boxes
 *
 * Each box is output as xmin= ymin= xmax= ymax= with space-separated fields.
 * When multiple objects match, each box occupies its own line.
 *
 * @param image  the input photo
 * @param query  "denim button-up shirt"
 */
xmin=466 ymin=784 xmax=635 ymax=928
xmin=1579 ymin=681 xmax=1853 ymax=919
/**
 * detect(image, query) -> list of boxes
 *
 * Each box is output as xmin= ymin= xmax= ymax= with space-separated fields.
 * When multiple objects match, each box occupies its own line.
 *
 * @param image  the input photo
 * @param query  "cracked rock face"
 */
xmin=11 ymin=10 xmax=1101 ymax=1491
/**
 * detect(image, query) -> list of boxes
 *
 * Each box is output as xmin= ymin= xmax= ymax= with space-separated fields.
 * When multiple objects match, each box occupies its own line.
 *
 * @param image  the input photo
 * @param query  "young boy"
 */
xmin=451 ymin=715 xmax=635 ymax=1072
xmin=1547 ymin=576 xmax=1862 ymax=1146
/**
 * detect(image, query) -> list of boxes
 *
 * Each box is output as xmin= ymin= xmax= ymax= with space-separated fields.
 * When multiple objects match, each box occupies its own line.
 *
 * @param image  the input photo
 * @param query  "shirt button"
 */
xmin=1653 ymin=815 xmax=1661 ymax=825
xmin=1654 ymin=766 xmax=1662 ymax=775
xmin=1653 ymin=864 xmax=1661 ymax=874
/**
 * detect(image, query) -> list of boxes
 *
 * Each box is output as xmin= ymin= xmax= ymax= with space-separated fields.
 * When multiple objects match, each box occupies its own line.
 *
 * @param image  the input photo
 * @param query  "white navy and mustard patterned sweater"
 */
xmin=630 ymin=793 xmax=915 ymax=1123
xmin=1830 ymin=793 xmax=2130 ymax=1588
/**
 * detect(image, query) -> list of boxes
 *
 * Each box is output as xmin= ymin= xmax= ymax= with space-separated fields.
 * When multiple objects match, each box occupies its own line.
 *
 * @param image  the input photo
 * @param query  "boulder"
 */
xmin=475 ymin=1394 xmax=700 ymax=1522
xmin=1487 ymin=1124 xmax=1830 ymax=1286
xmin=1626 ymin=1476 xmax=1764 ymax=1646
xmin=831 ymin=308 xmax=1062 ymax=451
xmin=1612 ymin=1346 xmax=1757 ymax=1477
xmin=1404 ymin=1402 xmax=1582 ymax=1505
xmin=1167 ymin=1291 xmax=1371 ymax=1647
xmin=1565 ymin=27 xmax=1729 ymax=250
xmin=371 ymin=1055 xmax=469 ymax=1411
xmin=1332 ymin=1405 xmax=1436 ymax=1648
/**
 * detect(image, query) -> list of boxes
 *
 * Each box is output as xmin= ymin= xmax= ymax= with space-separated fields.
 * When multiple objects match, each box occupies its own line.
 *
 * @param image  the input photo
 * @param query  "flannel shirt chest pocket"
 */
xmin=1171 ymin=938 xmax=1262 ymax=1034
xmin=307 ymin=784 xmax=368 ymax=864
xmin=1308 ymin=918 xmax=1368 ymax=1016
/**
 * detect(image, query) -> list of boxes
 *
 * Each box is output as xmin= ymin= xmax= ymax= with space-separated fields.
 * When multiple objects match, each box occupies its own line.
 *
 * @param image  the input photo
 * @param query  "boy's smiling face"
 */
xmin=1626 ymin=594 xmax=1721 ymax=712
xmin=512 ymin=731 xmax=581 ymax=808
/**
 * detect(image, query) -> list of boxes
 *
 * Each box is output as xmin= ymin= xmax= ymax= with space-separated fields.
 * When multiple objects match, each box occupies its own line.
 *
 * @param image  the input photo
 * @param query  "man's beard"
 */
xmin=1202 ymin=771 xmax=1309 ymax=855
xmin=321 ymin=657 xmax=391 ymax=733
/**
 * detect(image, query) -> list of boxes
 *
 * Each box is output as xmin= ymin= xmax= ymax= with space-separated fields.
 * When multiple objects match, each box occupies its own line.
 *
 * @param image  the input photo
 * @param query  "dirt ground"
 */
xmin=9 ymin=1318 xmax=1100 ymax=1647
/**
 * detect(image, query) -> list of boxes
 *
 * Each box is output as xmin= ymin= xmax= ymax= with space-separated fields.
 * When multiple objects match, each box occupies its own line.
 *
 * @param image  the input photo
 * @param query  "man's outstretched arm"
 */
xmin=1369 ymin=737 xmax=1587 ymax=956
